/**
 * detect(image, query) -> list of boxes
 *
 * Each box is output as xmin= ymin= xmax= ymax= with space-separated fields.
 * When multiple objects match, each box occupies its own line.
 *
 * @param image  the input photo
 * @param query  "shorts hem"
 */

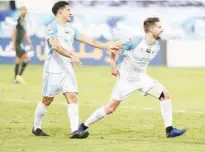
xmin=63 ymin=91 xmax=78 ymax=94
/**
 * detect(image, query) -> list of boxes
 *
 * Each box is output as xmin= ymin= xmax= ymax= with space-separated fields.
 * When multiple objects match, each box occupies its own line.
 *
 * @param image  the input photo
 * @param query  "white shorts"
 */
xmin=110 ymin=73 xmax=165 ymax=101
xmin=41 ymin=66 xmax=78 ymax=97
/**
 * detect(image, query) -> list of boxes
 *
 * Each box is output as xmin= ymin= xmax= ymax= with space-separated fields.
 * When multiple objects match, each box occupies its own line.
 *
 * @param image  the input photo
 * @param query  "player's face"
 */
xmin=151 ymin=22 xmax=163 ymax=40
xmin=60 ymin=5 xmax=72 ymax=22
xmin=20 ymin=8 xmax=27 ymax=17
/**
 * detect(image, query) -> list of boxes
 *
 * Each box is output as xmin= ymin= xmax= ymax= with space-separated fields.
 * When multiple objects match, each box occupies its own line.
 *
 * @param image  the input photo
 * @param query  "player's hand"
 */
xmin=106 ymin=41 xmax=121 ymax=54
xmin=71 ymin=55 xmax=83 ymax=68
xmin=29 ymin=44 xmax=33 ymax=50
xmin=12 ymin=45 xmax=16 ymax=51
xmin=111 ymin=65 xmax=119 ymax=77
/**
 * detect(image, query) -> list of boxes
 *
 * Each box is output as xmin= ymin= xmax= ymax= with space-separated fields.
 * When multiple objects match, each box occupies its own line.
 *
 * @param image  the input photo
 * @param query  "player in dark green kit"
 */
xmin=12 ymin=7 xmax=32 ymax=84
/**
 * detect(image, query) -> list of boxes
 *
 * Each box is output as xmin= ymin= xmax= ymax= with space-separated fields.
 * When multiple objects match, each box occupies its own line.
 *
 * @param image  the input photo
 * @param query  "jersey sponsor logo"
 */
xmin=140 ymin=48 xmax=155 ymax=54
xmin=146 ymin=49 xmax=151 ymax=53
xmin=64 ymin=28 xmax=71 ymax=34
xmin=64 ymin=30 xmax=70 ymax=34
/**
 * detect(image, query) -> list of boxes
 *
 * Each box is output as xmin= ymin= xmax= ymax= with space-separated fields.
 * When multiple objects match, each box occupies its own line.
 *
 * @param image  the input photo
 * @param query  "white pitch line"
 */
xmin=1 ymin=98 xmax=205 ymax=114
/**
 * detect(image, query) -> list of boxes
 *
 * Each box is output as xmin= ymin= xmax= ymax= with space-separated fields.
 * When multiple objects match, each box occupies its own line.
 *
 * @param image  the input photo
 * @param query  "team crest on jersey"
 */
xmin=127 ymin=37 xmax=132 ymax=42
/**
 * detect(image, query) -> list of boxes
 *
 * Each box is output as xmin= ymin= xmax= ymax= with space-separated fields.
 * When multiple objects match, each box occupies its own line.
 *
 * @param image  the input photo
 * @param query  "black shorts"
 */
xmin=16 ymin=45 xmax=26 ymax=57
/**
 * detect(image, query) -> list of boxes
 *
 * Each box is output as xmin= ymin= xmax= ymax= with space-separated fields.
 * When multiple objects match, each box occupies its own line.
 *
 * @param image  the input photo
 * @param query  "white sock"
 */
xmin=84 ymin=107 xmax=107 ymax=127
xmin=34 ymin=101 xmax=47 ymax=130
xmin=160 ymin=99 xmax=172 ymax=128
xmin=67 ymin=103 xmax=79 ymax=133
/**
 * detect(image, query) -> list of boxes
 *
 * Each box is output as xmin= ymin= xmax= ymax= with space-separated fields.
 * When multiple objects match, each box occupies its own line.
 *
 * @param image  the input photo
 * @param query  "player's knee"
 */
xmin=24 ymin=56 xmax=30 ymax=63
xmin=159 ymin=89 xmax=170 ymax=101
xmin=105 ymin=106 xmax=116 ymax=114
xmin=16 ymin=61 xmax=21 ymax=65
xmin=42 ymin=97 xmax=54 ymax=106
xmin=16 ymin=57 xmax=21 ymax=64
xmin=16 ymin=60 xmax=21 ymax=64
xmin=25 ymin=58 xmax=30 ymax=63
xmin=66 ymin=93 xmax=78 ymax=103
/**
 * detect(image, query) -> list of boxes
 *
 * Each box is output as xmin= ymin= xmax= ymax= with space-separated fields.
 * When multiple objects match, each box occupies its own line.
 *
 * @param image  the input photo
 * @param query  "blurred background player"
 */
xmin=32 ymin=1 xmax=118 ymax=139
xmin=12 ymin=6 xmax=32 ymax=84
xmin=79 ymin=17 xmax=186 ymax=138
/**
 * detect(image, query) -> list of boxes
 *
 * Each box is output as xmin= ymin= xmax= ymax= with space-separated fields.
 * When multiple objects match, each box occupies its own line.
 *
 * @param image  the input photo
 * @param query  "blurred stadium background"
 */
xmin=1 ymin=0 xmax=205 ymax=67
xmin=0 ymin=1 xmax=205 ymax=152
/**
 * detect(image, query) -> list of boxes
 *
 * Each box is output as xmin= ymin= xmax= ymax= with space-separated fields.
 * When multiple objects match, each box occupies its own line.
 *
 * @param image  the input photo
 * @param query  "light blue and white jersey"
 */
xmin=44 ymin=20 xmax=80 ymax=73
xmin=116 ymin=36 xmax=160 ymax=80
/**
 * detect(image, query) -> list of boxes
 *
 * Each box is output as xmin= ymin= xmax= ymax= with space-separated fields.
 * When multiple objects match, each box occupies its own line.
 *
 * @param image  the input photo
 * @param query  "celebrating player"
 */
xmin=79 ymin=17 xmax=186 ymax=138
xmin=32 ymin=1 xmax=118 ymax=139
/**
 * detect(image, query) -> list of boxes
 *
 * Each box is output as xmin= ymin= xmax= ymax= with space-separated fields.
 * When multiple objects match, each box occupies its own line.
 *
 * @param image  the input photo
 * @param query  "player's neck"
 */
xmin=144 ymin=34 xmax=156 ymax=45
xmin=56 ymin=16 xmax=67 ymax=25
xmin=20 ymin=16 xmax=25 ymax=20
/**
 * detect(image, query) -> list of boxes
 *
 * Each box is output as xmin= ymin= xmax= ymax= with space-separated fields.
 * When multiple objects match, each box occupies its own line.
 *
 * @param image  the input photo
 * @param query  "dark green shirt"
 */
xmin=16 ymin=17 xmax=26 ymax=45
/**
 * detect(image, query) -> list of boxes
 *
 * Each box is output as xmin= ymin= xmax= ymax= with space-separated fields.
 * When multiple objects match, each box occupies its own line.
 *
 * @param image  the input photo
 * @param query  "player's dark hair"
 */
xmin=52 ymin=1 xmax=69 ymax=16
xmin=143 ymin=17 xmax=160 ymax=33
xmin=19 ymin=6 xmax=26 ymax=11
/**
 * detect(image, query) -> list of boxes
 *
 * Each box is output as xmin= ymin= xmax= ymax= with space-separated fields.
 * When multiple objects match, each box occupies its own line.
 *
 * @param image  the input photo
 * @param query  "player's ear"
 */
xmin=59 ymin=8 xmax=62 ymax=14
xmin=150 ymin=27 xmax=154 ymax=34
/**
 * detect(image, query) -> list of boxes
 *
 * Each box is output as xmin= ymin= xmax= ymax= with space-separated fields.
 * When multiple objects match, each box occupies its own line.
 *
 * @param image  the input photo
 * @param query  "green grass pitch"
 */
xmin=0 ymin=65 xmax=205 ymax=152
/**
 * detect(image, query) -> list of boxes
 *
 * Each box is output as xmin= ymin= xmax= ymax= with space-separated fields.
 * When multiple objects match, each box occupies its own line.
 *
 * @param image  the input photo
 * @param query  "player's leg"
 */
xmin=32 ymin=72 xmax=61 ymax=136
xmin=64 ymin=92 xmax=79 ymax=133
xmin=32 ymin=97 xmax=54 ymax=136
xmin=143 ymin=75 xmax=186 ymax=138
xmin=61 ymin=65 xmax=89 ymax=139
xmin=16 ymin=53 xmax=29 ymax=84
xmin=13 ymin=55 xmax=21 ymax=83
xmin=79 ymin=99 xmax=122 ymax=132
xmin=158 ymin=89 xmax=186 ymax=138
xmin=19 ymin=52 xmax=29 ymax=76
xmin=64 ymin=92 xmax=89 ymax=139
xmin=79 ymin=78 xmax=135 ymax=132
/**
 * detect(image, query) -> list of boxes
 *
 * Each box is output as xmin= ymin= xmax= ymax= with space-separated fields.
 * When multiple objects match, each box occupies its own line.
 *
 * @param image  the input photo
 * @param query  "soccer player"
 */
xmin=79 ymin=17 xmax=186 ymax=138
xmin=12 ymin=6 xmax=32 ymax=84
xmin=32 ymin=1 xmax=118 ymax=139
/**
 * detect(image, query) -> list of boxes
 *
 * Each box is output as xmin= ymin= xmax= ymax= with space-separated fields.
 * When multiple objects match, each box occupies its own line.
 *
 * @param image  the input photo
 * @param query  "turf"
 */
xmin=0 ymin=65 xmax=205 ymax=152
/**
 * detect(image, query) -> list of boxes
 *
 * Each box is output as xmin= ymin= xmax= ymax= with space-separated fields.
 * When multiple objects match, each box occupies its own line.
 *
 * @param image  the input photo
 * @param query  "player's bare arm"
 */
xmin=48 ymin=37 xmax=83 ymax=67
xmin=110 ymin=52 xmax=118 ymax=77
xmin=109 ymin=40 xmax=124 ymax=76
xmin=24 ymin=32 xmax=33 ymax=49
xmin=76 ymin=34 xmax=120 ymax=54
xmin=12 ymin=29 xmax=16 ymax=50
